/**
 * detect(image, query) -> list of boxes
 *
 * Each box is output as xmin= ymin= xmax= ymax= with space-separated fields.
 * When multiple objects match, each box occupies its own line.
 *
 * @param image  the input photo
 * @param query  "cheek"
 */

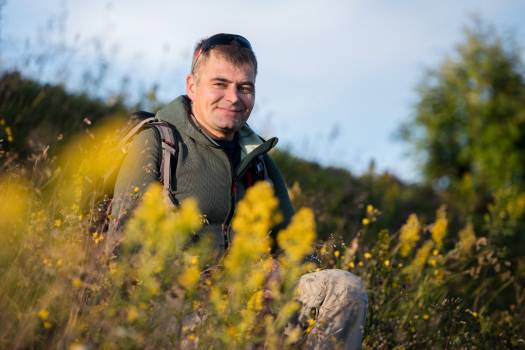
xmin=242 ymin=95 xmax=255 ymax=111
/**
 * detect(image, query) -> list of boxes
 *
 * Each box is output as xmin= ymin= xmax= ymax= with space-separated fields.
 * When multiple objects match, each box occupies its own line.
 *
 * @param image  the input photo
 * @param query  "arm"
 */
xmin=264 ymin=154 xmax=295 ymax=233
xmin=108 ymin=128 xmax=161 ymax=235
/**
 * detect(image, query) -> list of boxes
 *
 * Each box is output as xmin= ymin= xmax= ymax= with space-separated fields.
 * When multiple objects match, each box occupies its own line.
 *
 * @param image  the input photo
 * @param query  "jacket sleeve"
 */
xmin=264 ymin=154 xmax=295 ymax=231
xmin=108 ymin=128 xmax=161 ymax=235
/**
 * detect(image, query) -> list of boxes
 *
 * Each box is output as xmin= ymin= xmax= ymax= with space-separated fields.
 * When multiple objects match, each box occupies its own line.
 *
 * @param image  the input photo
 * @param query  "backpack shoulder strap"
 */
xmin=119 ymin=111 xmax=157 ymax=148
xmin=150 ymin=121 xmax=179 ymax=204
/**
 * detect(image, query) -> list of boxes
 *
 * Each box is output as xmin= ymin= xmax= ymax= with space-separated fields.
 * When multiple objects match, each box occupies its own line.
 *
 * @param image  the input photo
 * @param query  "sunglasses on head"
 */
xmin=192 ymin=33 xmax=253 ymax=71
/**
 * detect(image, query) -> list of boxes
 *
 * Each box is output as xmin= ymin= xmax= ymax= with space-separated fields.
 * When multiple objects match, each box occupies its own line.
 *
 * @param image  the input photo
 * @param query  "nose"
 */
xmin=224 ymin=85 xmax=240 ymax=105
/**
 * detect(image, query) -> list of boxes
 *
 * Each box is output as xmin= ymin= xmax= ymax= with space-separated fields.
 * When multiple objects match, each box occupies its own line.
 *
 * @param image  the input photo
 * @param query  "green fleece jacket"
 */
xmin=109 ymin=95 xmax=294 ymax=256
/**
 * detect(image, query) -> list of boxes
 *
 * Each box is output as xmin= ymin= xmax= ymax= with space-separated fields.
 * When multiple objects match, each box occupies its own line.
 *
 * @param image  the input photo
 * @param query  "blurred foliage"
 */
xmin=0 ymin=71 xmax=127 ymax=158
xmin=400 ymin=20 xmax=525 ymax=255
xmin=273 ymin=150 xmax=441 ymax=243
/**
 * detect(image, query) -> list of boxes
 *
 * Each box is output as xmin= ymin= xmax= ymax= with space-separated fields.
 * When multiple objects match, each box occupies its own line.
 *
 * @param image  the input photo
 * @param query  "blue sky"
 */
xmin=2 ymin=0 xmax=524 ymax=182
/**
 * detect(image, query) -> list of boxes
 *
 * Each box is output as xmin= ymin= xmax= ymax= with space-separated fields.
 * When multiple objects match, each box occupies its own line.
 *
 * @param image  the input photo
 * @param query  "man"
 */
xmin=110 ymin=33 xmax=367 ymax=350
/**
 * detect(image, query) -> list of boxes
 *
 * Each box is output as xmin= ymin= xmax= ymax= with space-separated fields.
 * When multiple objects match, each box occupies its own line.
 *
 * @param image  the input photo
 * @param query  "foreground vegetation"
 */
xmin=1 ymin=119 xmax=523 ymax=349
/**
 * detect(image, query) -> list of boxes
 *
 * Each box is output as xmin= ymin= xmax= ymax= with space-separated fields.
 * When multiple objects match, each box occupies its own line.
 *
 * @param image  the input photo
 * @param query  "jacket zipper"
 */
xmin=221 ymin=137 xmax=278 ymax=251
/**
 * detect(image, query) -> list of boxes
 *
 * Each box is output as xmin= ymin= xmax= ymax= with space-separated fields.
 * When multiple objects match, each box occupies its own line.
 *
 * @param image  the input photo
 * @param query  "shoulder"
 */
xmin=129 ymin=126 xmax=161 ymax=147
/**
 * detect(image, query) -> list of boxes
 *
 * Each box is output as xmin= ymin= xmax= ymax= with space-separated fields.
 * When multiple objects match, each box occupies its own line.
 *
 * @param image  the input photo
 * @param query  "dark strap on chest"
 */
xmin=150 ymin=121 xmax=178 ymax=201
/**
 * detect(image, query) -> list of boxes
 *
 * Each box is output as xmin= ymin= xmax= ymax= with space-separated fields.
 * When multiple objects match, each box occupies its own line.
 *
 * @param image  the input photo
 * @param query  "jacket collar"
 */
xmin=155 ymin=95 xmax=278 ymax=160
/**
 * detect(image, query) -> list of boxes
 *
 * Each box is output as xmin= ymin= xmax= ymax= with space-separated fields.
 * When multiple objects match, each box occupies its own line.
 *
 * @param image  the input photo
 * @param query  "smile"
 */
xmin=217 ymin=107 xmax=243 ymax=113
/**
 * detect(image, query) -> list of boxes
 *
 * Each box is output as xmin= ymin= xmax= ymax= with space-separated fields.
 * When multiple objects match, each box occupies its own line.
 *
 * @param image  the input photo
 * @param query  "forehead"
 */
xmin=196 ymin=51 xmax=256 ymax=82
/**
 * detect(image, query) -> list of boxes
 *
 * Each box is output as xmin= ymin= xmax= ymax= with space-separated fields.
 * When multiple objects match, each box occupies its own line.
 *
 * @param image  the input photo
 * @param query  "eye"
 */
xmin=213 ymin=82 xmax=227 ymax=88
xmin=239 ymin=85 xmax=254 ymax=94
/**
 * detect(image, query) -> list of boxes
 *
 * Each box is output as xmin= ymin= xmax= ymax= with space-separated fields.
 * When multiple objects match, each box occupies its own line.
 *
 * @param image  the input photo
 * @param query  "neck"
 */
xmin=190 ymin=113 xmax=234 ymax=141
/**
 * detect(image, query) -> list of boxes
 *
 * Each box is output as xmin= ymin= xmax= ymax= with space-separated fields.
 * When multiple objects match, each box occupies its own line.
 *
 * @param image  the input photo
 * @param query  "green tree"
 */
xmin=401 ymin=20 xmax=525 ymax=253
xmin=402 ymin=21 xmax=525 ymax=193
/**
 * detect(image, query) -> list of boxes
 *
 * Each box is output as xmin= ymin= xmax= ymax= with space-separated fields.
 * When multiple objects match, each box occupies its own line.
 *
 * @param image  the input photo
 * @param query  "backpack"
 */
xmin=84 ymin=111 xmax=178 ymax=234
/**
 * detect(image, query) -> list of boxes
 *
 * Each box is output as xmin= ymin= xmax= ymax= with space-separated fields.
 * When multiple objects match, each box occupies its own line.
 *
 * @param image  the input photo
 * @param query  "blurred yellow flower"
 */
xmin=178 ymin=265 xmax=200 ymax=290
xmin=362 ymin=218 xmax=370 ymax=226
xmin=384 ymin=259 xmax=390 ymax=267
xmin=72 ymin=278 xmax=82 ymax=288
xmin=0 ymin=177 xmax=31 ymax=228
xmin=431 ymin=206 xmax=448 ymax=249
xmin=364 ymin=252 xmax=372 ymax=259
xmin=403 ymin=240 xmax=434 ymax=278
xmin=306 ymin=318 xmax=316 ymax=334
xmin=277 ymin=208 xmax=316 ymax=263
xmin=37 ymin=309 xmax=49 ymax=320
xmin=367 ymin=204 xmax=374 ymax=214
xmin=457 ymin=223 xmax=476 ymax=254
xmin=334 ymin=250 xmax=340 ymax=258
xmin=399 ymin=214 xmax=421 ymax=257
xmin=127 ymin=306 xmax=138 ymax=322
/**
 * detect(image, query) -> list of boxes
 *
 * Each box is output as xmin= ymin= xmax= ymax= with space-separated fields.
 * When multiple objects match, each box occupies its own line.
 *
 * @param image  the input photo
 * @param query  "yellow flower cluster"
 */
xmin=457 ymin=223 xmax=476 ymax=254
xmin=0 ymin=176 xmax=31 ymax=229
xmin=226 ymin=182 xmax=280 ymax=276
xmin=277 ymin=208 xmax=316 ymax=263
xmin=399 ymin=214 xmax=421 ymax=257
xmin=232 ymin=181 xmax=282 ymax=238
xmin=116 ymin=183 xmax=203 ymax=297
xmin=403 ymin=240 xmax=434 ymax=278
xmin=431 ymin=206 xmax=448 ymax=249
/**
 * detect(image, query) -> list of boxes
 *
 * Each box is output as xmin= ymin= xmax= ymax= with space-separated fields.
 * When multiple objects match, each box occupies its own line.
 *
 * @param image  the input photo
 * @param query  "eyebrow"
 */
xmin=211 ymin=76 xmax=255 ymax=88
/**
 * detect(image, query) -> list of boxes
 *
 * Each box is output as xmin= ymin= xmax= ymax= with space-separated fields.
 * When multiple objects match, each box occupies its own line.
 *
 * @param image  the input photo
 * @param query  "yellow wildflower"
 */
xmin=72 ymin=277 xmax=82 ymax=288
xmin=178 ymin=265 xmax=200 ymax=290
xmin=127 ymin=306 xmax=138 ymax=322
xmin=277 ymin=208 xmax=316 ymax=263
xmin=423 ymin=314 xmax=430 ymax=320
xmin=367 ymin=204 xmax=374 ymax=214
xmin=383 ymin=259 xmax=390 ymax=267
xmin=399 ymin=214 xmax=420 ymax=257
xmin=431 ymin=206 xmax=447 ymax=249
xmin=246 ymin=290 xmax=264 ymax=312
xmin=37 ymin=309 xmax=49 ymax=320
xmin=348 ymin=261 xmax=355 ymax=269
xmin=403 ymin=240 xmax=434 ymax=278
xmin=457 ymin=223 xmax=476 ymax=254
xmin=69 ymin=343 xmax=87 ymax=350
xmin=43 ymin=321 xmax=52 ymax=329
xmin=306 ymin=319 xmax=316 ymax=334
xmin=362 ymin=218 xmax=370 ymax=226
xmin=133 ymin=186 xmax=140 ymax=193
xmin=0 ymin=177 xmax=31 ymax=228
xmin=364 ymin=252 xmax=372 ymax=259
xmin=232 ymin=181 xmax=282 ymax=238
xmin=467 ymin=309 xmax=478 ymax=318
xmin=92 ymin=232 xmax=104 ymax=244
xmin=334 ymin=250 xmax=340 ymax=258
xmin=54 ymin=219 xmax=62 ymax=228
xmin=226 ymin=182 xmax=278 ymax=279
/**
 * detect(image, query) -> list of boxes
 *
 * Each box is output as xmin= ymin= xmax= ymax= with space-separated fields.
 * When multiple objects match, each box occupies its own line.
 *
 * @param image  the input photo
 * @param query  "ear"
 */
xmin=186 ymin=74 xmax=196 ymax=101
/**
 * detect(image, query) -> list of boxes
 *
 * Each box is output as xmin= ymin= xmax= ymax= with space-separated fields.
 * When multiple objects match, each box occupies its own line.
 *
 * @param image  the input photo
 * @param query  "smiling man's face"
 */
xmin=186 ymin=50 xmax=256 ymax=141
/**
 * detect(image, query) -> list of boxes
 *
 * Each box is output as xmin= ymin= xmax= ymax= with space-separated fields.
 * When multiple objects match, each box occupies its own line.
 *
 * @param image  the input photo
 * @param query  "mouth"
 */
xmin=217 ymin=107 xmax=244 ymax=114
